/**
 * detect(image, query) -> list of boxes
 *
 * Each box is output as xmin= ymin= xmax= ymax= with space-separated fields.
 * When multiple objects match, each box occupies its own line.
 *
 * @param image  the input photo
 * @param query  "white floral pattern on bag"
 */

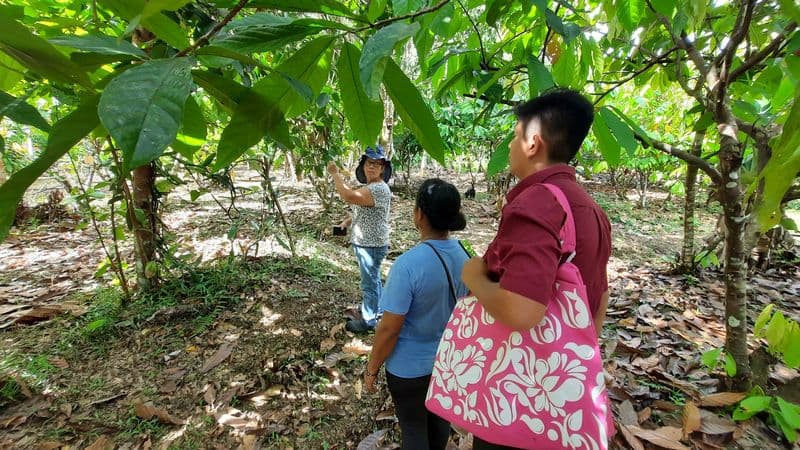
xmin=431 ymin=328 xmax=487 ymax=396
xmin=425 ymin=184 xmax=611 ymax=449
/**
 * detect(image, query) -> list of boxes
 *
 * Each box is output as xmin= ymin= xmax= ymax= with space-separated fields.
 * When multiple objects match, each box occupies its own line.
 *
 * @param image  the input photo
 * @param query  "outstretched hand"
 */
xmin=326 ymin=161 xmax=339 ymax=176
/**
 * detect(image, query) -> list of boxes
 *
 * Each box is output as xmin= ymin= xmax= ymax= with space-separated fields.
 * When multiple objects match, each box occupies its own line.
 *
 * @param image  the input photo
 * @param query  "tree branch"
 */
xmin=592 ymin=46 xmax=678 ymax=104
xmin=454 ymin=0 xmax=488 ymax=68
xmin=175 ymin=0 xmax=249 ymax=57
xmin=358 ymin=0 xmax=450 ymax=31
xmin=646 ymin=0 xmax=710 ymax=80
xmin=730 ymin=22 xmax=797 ymax=81
xmin=716 ymin=0 xmax=755 ymax=117
xmin=635 ymin=133 xmax=723 ymax=185
xmin=463 ymin=92 xmax=516 ymax=106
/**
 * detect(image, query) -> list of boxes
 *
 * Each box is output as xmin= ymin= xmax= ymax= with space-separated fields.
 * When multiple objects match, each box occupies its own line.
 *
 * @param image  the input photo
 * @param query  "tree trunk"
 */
xmin=680 ymin=130 xmax=706 ymax=272
xmin=129 ymin=27 xmax=159 ymax=292
xmin=718 ymin=129 xmax=751 ymax=390
xmin=131 ymin=163 xmax=158 ymax=290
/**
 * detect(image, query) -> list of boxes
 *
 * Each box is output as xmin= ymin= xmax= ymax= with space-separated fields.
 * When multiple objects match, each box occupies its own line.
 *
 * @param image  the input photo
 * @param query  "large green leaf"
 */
xmin=0 ymin=53 xmax=24 ymax=91
xmin=191 ymin=70 xmax=247 ymax=112
xmin=360 ymin=22 xmax=420 ymax=100
xmin=195 ymin=46 xmax=269 ymax=69
xmin=0 ymin=96 xmax=99 ymax=241
xmin=214 ymin=91 xmax=290 ymax=170
xmin=551 ymin=42 xmax=579 ymax=87
xmin=142 ymin=0 xmax=191 ymax=18
xmin=98 ymin=0 xmax=189 ymax=49
xmin=592 ymin=111 xmax=621 ymax=166
xmin=255 ymin=36 xmax=334 ymax=118
xmin=487 ymin=131 xmax=514 ymax=176
xmin=599 ymin=106 xmax=637 ymax=156
xmin=615 ymin=0 xmax=645 ymax=32
xmin=247 ymin=0 xmax=360 ymax=19
xmin=0 ymin=91 xmax=50 ymax=131
xmin=527 ymin=55 xmax=555 ymax=97
xmin=213 ymin=14 xmax=325 ymax=54
xmin=49 ymin=35 xmax=147 ymax=58
xmin=172 ymin=95 xmax=206 ymax=159
xmin=0 ymin=14 xmax=92 ymax=88
xmin=383 ymin=59 xmax=446 ymax=165
xmin=392 ymin=0 xmax=424 ymax=16
xmin=337 ymin=43 xmax=383 ymax=147
xmin=98 ymin=58 xmax=194 ymax=170
xmin=753 ymin=91 xmax=800 ymax=231
xmin=367 ymin=0 xmax=388 ymax=22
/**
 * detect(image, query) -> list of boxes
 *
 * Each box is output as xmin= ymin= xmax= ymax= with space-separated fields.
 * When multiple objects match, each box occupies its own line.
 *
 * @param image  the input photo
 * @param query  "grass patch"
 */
xmin=0 ymin=353 xmax=55 ymax=404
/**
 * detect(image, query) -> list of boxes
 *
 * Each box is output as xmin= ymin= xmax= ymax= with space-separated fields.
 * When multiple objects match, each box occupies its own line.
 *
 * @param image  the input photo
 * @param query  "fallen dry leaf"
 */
xmin=201 ymin=342 xmax=234 ymax=373
xmin=13 ymin=376 xmax=31 ymax=398
xmin=698 ymin=392 xmax=747 ymax=407
xmin=134 ymin=401 xmax=184 ymax=425
xmin=683 ymin=401 xmax=701 ymax=439
xmin=375 ymin=410 xmax=397 ymax=422
xmin=699 ymin=410 xmax=737 ymax=435
xmin=320 ymin=338 xmax=336 ymax=352
xmin=618 ymin=400 xmax=638 ymax=426
xmin=619 ymin=424 xmax=644 ymax=450
xmin=630 ymin=426 xmax=690 ymax=450
xmin=85 ymin=435 xmax=114 ymax=450
xmin=159 ymin=380 xmax=178 ymax=394
xmin=356 ymin=429 xmax=387 ymax=450
xmin=204 ymin=384 xmax=217 ymax=406
xmin=37 ymin=441 xmax=62 ymax=450
xmin=0 ymin=415 xmax=27 ymax=429
xmin=215 ymin=407 xmax=264 ymax=433
xmin=329 ymin=323 xmax=345 ymax=339
xmin=637 ymin=407 xmax=652 ymax=424
xmin=343 ymin=338 xmax=372 ymax=356
xmin=355 ymin=379 xmax=363 ymax=399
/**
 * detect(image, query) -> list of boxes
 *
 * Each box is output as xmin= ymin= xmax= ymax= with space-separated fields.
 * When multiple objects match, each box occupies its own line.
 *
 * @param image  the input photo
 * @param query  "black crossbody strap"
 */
xmin=423 ymin=242 xmax=457 ymax=306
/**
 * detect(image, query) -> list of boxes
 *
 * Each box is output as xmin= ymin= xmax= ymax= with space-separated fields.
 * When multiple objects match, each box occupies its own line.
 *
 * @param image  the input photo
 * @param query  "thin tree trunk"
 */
xmin=680 ymin=130 xmax=706 ymax=271
xmin=719 ymin=129 xmax=751 ymax=390
xmin=131 ymin=163 xmax=158 ymax=290
xmin=129 ymin=27 xmax=159 ymax=291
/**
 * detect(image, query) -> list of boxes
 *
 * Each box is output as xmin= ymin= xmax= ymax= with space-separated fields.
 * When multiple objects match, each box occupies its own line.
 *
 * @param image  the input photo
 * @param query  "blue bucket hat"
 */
xmin=356 ymin=145 xmax=393 ymax=183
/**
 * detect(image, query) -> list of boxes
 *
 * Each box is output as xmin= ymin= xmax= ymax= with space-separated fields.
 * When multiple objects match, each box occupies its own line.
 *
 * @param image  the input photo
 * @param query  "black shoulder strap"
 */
xmin=423 ymin=242 xmax=457 ymax=306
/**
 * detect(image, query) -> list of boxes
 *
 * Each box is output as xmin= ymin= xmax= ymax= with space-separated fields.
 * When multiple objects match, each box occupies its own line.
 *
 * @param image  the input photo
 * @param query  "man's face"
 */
xmin=509 ymin=120 xmax=534 ymax=179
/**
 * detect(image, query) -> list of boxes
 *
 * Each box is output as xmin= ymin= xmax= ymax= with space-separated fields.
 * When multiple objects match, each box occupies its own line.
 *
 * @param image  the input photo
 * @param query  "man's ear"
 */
xmin=523 ymin=130 xmax=541 ymax=159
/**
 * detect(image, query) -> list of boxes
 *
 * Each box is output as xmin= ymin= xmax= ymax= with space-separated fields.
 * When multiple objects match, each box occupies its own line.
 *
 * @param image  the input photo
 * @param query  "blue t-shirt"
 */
xmin=380 ymin=239 xmax=470 ymax=378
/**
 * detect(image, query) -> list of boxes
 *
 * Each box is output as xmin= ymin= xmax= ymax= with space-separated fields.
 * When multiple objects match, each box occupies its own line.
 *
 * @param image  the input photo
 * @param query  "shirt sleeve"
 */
xmin=380 ymin=256 xmax=414 ymax=315
xmin=367 ymin=183 xmax=390 ymax=208
xmin=484 ymin=186 xmax=564 ymax=306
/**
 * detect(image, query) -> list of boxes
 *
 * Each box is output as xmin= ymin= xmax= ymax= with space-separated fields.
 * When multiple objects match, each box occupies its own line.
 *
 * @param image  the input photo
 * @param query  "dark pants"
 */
xmin=386 ymin=371 xmax=451 ymax=450
xmin=473 ymin=436 xmax=524 ymax=449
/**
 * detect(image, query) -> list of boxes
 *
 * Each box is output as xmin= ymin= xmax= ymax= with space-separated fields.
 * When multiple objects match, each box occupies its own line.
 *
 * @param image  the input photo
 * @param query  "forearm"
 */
xmin=468 ymin=276 xmax=544 ymax=331
xmin=331 ymin=173 xmax=354 ymax=200
xmin=593 ymin=291 xmax=610 ymax=338
xmin=340 ymin=214 xmax=352 ymax=227
xmin=367 ymin=323 xmax=400 ymax=375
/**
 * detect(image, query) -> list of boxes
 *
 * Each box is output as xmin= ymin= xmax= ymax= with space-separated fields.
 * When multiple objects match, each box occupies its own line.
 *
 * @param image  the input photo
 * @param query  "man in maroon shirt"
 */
xmin=463 ymin=88 xmax=612 ymax=337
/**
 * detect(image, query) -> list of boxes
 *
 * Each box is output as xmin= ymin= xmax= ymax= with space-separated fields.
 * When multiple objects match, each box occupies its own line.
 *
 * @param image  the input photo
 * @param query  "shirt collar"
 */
xmin=506 ymin=164 xmax=576 ymax=203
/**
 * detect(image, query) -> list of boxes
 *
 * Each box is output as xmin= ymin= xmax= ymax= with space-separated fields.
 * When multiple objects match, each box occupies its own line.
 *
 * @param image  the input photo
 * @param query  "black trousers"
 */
xmin=386 ymin=371 xmax=451 ymax=450
xmin=472 ymin=436 xmax=524 ymax=449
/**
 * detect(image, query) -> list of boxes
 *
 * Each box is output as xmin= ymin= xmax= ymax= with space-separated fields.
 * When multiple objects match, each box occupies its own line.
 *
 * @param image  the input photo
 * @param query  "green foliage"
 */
xmin=98 ymin=58 xmax=194 ymax=170
xmin=337 ymin=43 xmax=383 ymax=147
xmin=360 ymin=21 xmax=420 ymax=100
xmin=754 ymin=305 xmax=800 ymax=368
xmin=383 ymin=59 xmax=447 ymax=165
xmin=0 ymin=95 xmax=99 ymax=240
xmin=733 ymin=391 xmax=800 ymax=443
xmin=0 ymin=91 xmax=50 ymax=131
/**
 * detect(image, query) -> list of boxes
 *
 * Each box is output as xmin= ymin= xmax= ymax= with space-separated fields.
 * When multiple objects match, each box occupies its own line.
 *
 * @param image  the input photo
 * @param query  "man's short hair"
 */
xmin=514 ymin=89 xmax=594 ymax=164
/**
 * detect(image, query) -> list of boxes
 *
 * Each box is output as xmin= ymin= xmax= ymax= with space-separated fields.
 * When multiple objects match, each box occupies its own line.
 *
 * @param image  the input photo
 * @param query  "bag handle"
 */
xmin=540 ymin=183 xmax=577 ymax=262
xmin=423 ymin=241 xmax=465 ymax=306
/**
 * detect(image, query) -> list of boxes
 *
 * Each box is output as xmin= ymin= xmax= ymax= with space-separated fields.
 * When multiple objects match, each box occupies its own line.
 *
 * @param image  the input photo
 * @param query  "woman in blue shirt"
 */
xmin=364 ymin=178 xmax=470 ymax=450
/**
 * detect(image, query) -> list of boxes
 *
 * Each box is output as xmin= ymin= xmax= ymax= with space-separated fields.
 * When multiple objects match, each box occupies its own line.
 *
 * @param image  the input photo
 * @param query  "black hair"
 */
xmin=514 ymin=88 xmax=594 ymax=163
xmin=415 ymin=178 xmax=467 ymax=232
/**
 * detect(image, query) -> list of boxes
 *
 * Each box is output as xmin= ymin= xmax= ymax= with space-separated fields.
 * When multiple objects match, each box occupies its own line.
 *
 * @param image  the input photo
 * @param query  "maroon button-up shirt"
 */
xmin=483 ymin=164 xmax=612 ymax=315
